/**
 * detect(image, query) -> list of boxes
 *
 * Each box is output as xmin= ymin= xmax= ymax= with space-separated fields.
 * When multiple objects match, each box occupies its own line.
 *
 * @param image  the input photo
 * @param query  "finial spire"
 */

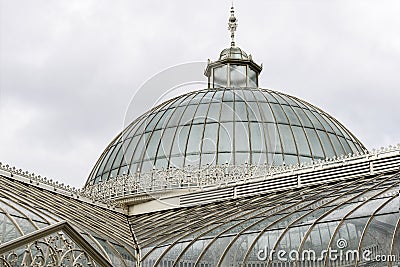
xmin=228 ymin=3 xmax=238 ymax=47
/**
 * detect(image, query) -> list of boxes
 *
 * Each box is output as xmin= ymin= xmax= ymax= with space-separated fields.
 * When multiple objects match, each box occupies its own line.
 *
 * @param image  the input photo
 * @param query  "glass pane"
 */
xmin=180 ymin=105 xmax=198 ymax=125
xmin=234 ymin=101 xmax=248 ymax=121
xmin=201 ymin=91 xmax=217 ymax=103
xmin=110 ymin=156 xmax=123 ymax=176
xmin=220 ymin=101 xmax=234 ymax=122
xmin=186 ymin=125 xmax=203 ymax=154
xmin=218 ymin=122 xmax=234 ymax=152
xmin=247 ymin=101 xmax=262 ymax=122
xmin=234 ymin=89 xmax=245 ymax=101
xmin=141 ymin=160 xmax=154 ymax=172
xmin=282 ymin=105 xmax=301 ymax=126
xmin=329 ymin=133 xmax=346 ymax=156
xmin=144 ymin=130 xmax=161 ymax=160
xmin=293 ymin=106 xmax=313 ymax=128
xmin=279 ymin=94 xmax=299 ymax=107
xmin=132 ymin=133 xmax=149 ymax=162
xmin=266 ymin=123 xmax=282 ymax=153
xmin=250 ymin=123 xmax=265 ymax=152
xmin=123 ymin=135 xmax=139 ymax=164
xmin=157 ymin=128 xmax=176 ymax=158
xmin=248 ymin=68 xmax=257 ymax=87
xmin=235 ymin=121 xmax=250 ymax=152
xmin=103 ymin=142 xmax=123 ymax=173
xmin=259 ymin=103 xmax=275 ymax=123
xmin=230 ymin=65 xmax=247 ymax=87
xmin=242 ymin=89 xmax=255 ymax=102
xmin=168 ymin=106 xmax=185 ymax=127
xmin=339 ymin=136 xmax=352 ymax=154
xmin=253 ymin=90 xmax=267 ymax=103
xmin=284 ymin=154 xmax=299 ymax=165
xmin=214 ymin=65 xmax=228 ymax=88
xmin=279 ymin=124 xmax=297 ymax=155
xmin=171 ymin=126 xmax=190 ymax=155
xmin=142 ymin=112 xmax=160 ymax=133
xmin=202 ymin=123 xmax=218 ymax=153
xmin=189 ymin=92 xmax=205 ymax=105
xmin=361 ymin=213 xmax=397 ymax=264
xmin=192 ymin=103 xmax=209 ymax=124
xmin=292 ymin=126 xmax=311 ymax=157
xmin=305 ymin=128 xmax=324 ymax=159
xmin=304 ymin=109 xmax=324 ymax=130
xmin=206 ymin=103 xmax=222 ymax=123
xmin=314 ymin=111 xmax=335 ymax=133
xmin=154 ymin=108 xmax=173 ymax=130
xmin=222 ymin=90 xmax=234 ymax=102
xmin=317 ymin=130 xmax=335 ymax=157
xmin=263 ymin=91 xmax=279 ymax=103
xmin=270 ymin=103 xmax=288 ymax=124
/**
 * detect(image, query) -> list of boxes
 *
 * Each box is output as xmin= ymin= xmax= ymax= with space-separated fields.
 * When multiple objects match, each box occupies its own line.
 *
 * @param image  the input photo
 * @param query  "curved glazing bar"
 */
xmin=233 ymin=177 xmax=382 ymax=265
xmin=160 ymin=191 xmax=305 ymax=265
xmin=220 ymin=175 xmax=376 ymax=266
xmin=321 ymin=182 xmax=399 ymax=267
xmin=199 ymin=176 xmax=364 ymax=266
xmin=133 ymin=172 xmax=399 ymax=267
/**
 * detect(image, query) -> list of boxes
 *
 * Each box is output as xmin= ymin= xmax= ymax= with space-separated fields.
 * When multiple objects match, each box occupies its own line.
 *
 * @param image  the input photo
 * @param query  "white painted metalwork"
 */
xmin=79 ymin=145 xmax=400 ymax=203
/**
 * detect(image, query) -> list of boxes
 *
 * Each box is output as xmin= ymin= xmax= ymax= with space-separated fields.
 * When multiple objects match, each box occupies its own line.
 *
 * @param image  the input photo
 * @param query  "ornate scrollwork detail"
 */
xmin=1 ymin=144 xmax=399 ymax=205
xmin=80 ymin=144 xmax=400 ymax=202
xmin=0 ymin=232 xmax=97 ymax=267
xmin=0 ymin=252 xmax=18 ymax=267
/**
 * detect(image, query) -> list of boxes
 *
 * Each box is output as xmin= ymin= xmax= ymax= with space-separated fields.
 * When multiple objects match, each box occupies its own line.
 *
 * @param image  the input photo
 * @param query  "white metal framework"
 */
xmin=1 ymin=145 xmax=399 ymax=266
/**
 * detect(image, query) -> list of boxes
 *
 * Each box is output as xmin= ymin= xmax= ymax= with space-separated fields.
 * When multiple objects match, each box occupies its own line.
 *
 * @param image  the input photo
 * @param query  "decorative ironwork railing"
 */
xmin=1 ymin=144 xmax=399 ymax=205
xmin=81 ymin=145 xmax=400 ymax=202
xmin=0 ymin=163 xmax=118 ymax=208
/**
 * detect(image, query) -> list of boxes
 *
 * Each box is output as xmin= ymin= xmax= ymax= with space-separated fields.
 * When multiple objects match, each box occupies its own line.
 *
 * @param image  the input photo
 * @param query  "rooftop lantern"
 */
xmin=205 ymin=5 xmax=263 ymax=89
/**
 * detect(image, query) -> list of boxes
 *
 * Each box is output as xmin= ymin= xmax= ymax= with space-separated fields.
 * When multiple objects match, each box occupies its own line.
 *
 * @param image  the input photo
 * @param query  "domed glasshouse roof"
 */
xmin=86 ymin=87 xmax=365 ymax=186
xmin=85 ymin=5 xmax=365 ymax=188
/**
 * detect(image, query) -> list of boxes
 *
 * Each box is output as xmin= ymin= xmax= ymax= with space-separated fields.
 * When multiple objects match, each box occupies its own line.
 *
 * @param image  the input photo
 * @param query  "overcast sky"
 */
xmin=0 ymin=0 xmax=399 ymax=188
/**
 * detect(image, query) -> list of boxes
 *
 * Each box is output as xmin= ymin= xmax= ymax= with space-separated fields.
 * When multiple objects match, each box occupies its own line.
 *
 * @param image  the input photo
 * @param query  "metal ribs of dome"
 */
xmin=86 ymin=87 xmax=365 ymax=186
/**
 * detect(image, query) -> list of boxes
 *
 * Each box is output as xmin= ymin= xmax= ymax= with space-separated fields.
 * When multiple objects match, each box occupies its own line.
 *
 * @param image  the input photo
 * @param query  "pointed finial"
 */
xmin=228 ymin=3 xmax=238 ymax=47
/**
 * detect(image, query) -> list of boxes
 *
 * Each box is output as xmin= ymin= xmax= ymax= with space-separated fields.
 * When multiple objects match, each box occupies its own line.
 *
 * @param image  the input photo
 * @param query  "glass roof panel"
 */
xmin=86 ymin=88 xmax=365 ymax=185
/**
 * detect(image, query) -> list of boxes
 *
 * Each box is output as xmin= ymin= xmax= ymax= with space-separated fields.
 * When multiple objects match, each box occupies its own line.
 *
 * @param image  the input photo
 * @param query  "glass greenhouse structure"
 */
xmin=1 ymin=6 xmax=399 ymax=267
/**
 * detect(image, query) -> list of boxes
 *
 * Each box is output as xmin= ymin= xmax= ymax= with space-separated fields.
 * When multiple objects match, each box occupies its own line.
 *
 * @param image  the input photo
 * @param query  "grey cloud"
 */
xmin=0 ymin=0 xmax=398 ymax=187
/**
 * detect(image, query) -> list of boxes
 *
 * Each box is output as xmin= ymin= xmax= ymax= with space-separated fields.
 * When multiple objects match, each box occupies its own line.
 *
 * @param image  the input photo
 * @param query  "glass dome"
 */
xmin=86 ymin=87 xmax=365 ymax=186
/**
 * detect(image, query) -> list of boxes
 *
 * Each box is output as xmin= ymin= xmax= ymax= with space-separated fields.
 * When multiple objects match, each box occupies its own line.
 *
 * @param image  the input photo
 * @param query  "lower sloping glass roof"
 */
xmin=129 ymin=171 xmax=400 ymax=267
xmin=1 ymin=157 xmax=399 ymax=266
xmin=0 ymin=174 xmax=137 ymax=266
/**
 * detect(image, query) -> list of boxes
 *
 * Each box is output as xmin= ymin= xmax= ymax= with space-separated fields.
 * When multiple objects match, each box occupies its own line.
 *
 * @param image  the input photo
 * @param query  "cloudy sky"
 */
xmin=0 ymin=0 xmax=399 ymax=188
